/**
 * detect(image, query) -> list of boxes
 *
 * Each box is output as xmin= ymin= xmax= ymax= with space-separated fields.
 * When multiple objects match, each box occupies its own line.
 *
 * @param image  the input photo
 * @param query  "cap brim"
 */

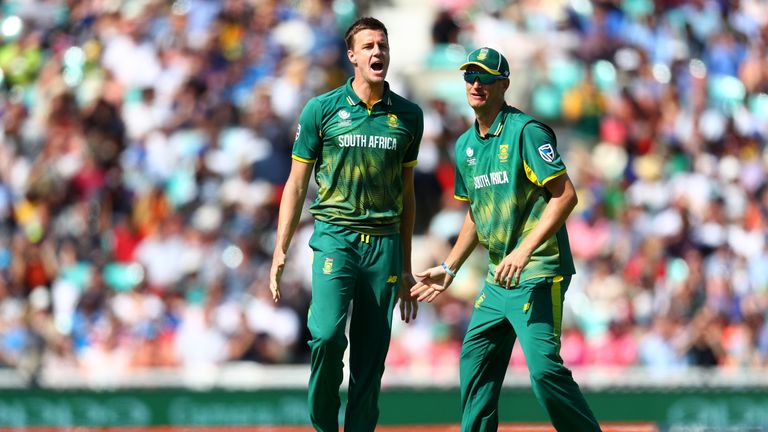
xmin=459 ymin=61 xmax=502 ymax=75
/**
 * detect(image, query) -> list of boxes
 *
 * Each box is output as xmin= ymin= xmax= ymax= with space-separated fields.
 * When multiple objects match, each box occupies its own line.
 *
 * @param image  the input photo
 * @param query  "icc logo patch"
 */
xmin=538 ymin=143 xmax=556 ymax=162
xmin=338 ymin=110 xmax=351 ymax=126
xmin=387 ymin=113 xmax=399 ymax=128
xmin=466 ymin=147 xmax=476 ymax=166
xmin=498 ymin=144 xmax=509 ymax=163
xmin=294 ymin=125 xmax=301 ymax=142
xmin=322 ymin=257 xmax=334 ymax=275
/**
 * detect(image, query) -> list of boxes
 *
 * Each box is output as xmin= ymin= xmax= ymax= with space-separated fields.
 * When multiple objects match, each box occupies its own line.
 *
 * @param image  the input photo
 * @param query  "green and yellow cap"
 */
xmin=459 ymin=47 xmax=510 ymax=77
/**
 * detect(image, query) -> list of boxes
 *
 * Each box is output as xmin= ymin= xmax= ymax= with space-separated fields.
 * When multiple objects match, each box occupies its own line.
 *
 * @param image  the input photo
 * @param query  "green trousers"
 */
xmin=306 ymin=220 xmax=402 ymax=432
xmin=460 ymin=276 xmax=602 ymax=432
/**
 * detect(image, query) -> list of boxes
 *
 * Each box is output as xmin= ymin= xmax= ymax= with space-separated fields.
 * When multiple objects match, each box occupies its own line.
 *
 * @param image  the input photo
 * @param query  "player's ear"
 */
xmin=347 ymin=49 xmax=356 ymax=66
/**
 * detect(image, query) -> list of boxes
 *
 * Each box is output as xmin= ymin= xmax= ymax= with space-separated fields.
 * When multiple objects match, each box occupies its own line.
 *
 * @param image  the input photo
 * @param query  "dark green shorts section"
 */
xmin=306 ymin=220 xmax=403 ymax=432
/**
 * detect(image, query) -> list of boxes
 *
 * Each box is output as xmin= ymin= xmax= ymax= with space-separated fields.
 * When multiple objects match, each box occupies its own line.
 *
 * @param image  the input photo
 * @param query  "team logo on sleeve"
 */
xmin=294 ymin=125 xmax=301 ymax=142
xmin=498 ymin=144 xmax=509 ymax=163
xmin=322 ymin=257 xmax=334 ymax=274
xmin=387 ymin=113 xmax=399 ymax=128
xmin=538 ymin=143 xmax=556 ymax=162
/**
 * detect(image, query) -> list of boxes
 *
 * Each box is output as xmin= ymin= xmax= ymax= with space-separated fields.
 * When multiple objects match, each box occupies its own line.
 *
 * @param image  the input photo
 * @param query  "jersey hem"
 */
xmin=311 ymin=216 xmax=400 ymax=236
xmin=483 ymin=271 xmax=574 ymax=288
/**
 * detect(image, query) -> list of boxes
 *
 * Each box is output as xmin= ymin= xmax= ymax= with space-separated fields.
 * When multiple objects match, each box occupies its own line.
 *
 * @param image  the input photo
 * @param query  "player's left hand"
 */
xmin=411 ymin=265 xmax=452 ymax=303
xmin=494 ymin=247 xmax=533 ymax=288
xmin=398 ymin=272 xmax=418 ymax=323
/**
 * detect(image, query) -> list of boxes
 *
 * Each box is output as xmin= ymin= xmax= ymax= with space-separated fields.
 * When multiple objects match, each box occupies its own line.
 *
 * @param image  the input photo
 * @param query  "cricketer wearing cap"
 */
xmin=269 ymin=17 xmax=422 ymax=432
xmin=411 ymin=47 xmax=602 ymax=432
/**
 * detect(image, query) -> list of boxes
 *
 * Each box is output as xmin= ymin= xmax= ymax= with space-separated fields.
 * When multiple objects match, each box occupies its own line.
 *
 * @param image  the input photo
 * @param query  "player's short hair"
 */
xmin=344 ymin=17 xmax=388 ymax=50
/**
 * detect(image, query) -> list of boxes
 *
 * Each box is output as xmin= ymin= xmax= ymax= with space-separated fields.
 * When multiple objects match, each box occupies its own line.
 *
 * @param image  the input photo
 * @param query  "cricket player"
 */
xmin=411 ymin=47 xmax=602 ymax=432
xmin=269 ymin=17 xmax=422 ymax=432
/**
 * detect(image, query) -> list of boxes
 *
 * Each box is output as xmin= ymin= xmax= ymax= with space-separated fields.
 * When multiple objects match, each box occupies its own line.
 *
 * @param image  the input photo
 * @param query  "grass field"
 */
xmin=9 ymin=423 xmax=659 ymax=431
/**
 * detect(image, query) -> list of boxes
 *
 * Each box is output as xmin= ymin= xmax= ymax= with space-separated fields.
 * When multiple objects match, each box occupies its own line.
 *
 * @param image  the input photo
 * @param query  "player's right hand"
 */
xmin=269 ymin=253 xmax=285 ymax=303
xmin=410 ymin=265 xmax=452 ymax=303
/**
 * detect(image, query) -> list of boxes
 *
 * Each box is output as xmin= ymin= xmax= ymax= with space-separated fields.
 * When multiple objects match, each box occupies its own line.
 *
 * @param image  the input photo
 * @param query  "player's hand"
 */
xmin=269 ymin=252 xmax=285 ymax=303
xmin=411 ymin=265 xmax=453 ymax=303
xmin=398 ymin=272 xmax=418 ymax=323
xmin=494 ymin=247 xmax=532 ymax=288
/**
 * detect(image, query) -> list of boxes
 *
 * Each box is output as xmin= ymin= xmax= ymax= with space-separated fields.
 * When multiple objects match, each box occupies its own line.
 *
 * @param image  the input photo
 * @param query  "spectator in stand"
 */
xmin=0 ymin=0 xmax=766 ymax=385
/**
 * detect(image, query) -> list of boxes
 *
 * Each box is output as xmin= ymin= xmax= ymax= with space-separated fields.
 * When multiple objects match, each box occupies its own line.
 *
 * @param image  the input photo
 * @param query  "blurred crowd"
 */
xmin=0 ymin=0 xmax=767 ymax=385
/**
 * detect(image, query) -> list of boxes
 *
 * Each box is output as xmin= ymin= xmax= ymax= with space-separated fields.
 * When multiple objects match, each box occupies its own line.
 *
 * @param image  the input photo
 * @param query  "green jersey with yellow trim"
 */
xmin=454 ymin=105 xmax=575 ymax=285
xmin=292 ymin=78 xmax=423 ymax=235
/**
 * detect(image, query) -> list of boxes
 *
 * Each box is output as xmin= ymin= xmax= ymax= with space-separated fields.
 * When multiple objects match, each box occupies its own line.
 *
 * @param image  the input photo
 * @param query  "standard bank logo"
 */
xmin=538 ymin=143 xmax=555 ymax=162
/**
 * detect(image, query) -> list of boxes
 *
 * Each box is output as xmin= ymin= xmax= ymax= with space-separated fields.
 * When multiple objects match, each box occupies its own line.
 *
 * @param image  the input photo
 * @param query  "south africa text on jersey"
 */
xmin=474 ymin=170 xmax=509 ymax=189
xmin=338 ymin=134 xmax=398 ymax=150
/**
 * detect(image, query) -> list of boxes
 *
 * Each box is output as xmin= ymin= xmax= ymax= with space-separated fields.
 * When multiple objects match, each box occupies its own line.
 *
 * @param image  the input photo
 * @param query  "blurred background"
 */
xmin=0 ymin=0 xmax=767 ymax=428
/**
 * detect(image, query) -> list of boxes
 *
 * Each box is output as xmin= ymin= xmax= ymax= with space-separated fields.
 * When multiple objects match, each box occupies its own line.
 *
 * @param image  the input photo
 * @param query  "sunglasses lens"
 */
xmin=463 ymin=72 xmax=501 ymax=85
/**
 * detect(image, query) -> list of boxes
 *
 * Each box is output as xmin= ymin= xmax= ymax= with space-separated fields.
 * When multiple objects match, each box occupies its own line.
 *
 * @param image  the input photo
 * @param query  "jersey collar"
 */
xmin=475 ymin=103 xmax=510 ymax=139
xmin=344 ymin=77 xmax=393 ymax=107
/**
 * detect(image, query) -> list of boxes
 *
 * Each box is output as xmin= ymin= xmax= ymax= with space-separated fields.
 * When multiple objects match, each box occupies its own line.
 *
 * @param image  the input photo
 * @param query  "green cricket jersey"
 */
xmin=454 ymin=105 xmax=575 ymax=285
xmin=292 ymin=78 xmax=423 ymax=235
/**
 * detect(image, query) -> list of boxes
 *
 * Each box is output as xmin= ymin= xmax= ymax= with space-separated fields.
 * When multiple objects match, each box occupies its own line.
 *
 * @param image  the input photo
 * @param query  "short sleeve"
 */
xmin=292 ymin=98 xmax=322 ymax=163
xmin=453 ymin=144 xmax=470 ymax=201
xmin=454 ymin=168 xmax=470 ymax=201
xmin=402 ymin=107 xmax=423 ymax=168
xmin=520 ymin=122 xmax=567 ymax=186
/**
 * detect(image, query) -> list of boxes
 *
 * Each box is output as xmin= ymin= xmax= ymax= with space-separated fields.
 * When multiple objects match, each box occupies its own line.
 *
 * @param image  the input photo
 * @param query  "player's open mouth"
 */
xmin=371 ymin=62 xmax=384 ymax=71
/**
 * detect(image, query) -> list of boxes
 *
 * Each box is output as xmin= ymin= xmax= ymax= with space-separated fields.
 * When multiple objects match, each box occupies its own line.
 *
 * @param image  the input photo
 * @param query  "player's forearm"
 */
xmin=518 ymin=175 xmax=577 ymax=255
xmin=442 ymin=209 xmax=479 ymax=274
xmin=400 ymin=169 xmax=416 ymax=273
xmin=273 ymin=165 xmax=312 ymax=257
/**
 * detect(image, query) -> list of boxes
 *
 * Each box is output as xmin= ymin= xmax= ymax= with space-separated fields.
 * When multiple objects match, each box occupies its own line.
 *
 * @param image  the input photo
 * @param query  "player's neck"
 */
xmin=351 ymin=77 xmax=385 ymax=109
xmin=474 ymin=103 xmax=503 ymax=137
